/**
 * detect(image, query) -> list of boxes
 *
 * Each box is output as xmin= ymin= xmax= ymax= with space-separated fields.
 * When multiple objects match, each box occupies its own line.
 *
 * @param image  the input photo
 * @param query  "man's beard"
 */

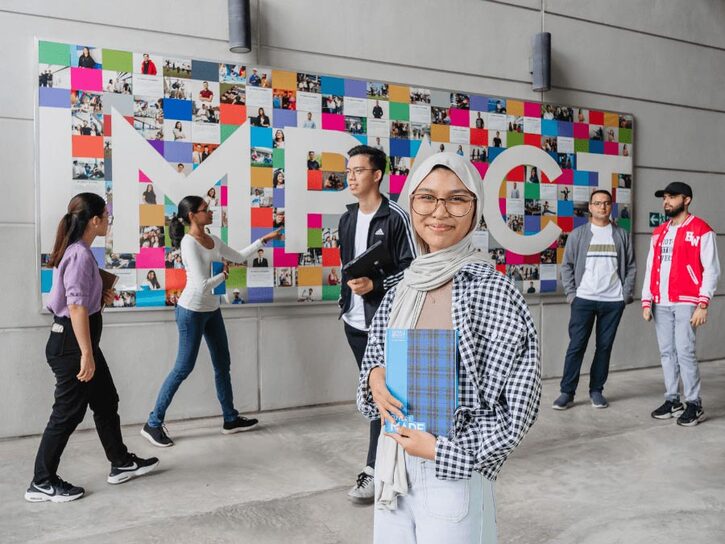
xmin=664 ymin=203 xmax=685 ymax=217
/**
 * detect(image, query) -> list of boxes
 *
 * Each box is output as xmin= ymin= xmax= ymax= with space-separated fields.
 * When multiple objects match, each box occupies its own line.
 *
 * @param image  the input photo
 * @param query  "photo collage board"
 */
xmin=37 ymin=40 xmax=634 ymax=307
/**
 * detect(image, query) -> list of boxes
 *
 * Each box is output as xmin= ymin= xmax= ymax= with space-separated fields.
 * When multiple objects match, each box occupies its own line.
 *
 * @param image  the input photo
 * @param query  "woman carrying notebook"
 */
xmin=26 ymin=193 xmax=158 ymax=503
xmin=141 ymin=195 xmax=280 ymax=447
xmin=357 ymin=153 xmax=541 ymax=542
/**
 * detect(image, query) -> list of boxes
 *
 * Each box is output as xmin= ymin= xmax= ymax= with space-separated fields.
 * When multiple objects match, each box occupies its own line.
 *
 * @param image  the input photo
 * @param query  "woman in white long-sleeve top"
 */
xmin=142 ymin=195 xmax=280 ymax=447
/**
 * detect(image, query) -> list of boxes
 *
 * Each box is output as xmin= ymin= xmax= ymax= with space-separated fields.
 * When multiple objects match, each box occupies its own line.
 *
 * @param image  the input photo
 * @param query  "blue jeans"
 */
xmin=560 ymin=297 xmax=626 ymax=396
xmin=148 ymin=307 xmax=239 ymax=427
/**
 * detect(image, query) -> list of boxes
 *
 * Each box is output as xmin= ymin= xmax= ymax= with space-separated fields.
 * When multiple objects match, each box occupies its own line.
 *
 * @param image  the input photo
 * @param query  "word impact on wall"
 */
xmin=37 ymin=41 xmax=633 ymax=309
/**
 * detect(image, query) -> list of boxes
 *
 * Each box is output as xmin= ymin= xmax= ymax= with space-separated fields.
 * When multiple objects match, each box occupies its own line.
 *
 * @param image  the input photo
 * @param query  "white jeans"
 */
xmin=374 ymin=452 xmax=497 ymax=544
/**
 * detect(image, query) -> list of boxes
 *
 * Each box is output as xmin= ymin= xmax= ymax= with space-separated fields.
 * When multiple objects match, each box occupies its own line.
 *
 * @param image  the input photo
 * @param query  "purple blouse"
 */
xmin=46 ymin=241 xmax=102 ymax=317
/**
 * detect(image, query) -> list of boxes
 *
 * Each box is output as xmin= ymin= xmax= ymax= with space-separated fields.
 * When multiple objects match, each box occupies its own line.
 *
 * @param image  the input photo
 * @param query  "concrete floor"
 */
xmin=2 ymin=361 xmax=725 ymax=544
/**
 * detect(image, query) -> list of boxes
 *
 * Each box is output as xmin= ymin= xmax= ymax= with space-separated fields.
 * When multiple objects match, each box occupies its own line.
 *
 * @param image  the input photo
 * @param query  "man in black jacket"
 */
xmin=338 ymin=145 xmax=415 ymax=504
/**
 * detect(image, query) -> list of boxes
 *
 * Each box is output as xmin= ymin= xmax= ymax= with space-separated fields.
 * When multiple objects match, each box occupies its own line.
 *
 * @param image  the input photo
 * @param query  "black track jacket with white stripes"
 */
xmin=338 ymin=195 xmax=416 ymax=328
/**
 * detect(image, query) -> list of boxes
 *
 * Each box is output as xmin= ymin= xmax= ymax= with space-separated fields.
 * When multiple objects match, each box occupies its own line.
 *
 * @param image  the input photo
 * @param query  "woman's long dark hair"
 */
xmin=177 ymin=195 xmax=205 ymax=225
xmin=168 ymin=212 xmax=185 ymax=249
xmin=47 ymin=192 xmax=106 ymax=267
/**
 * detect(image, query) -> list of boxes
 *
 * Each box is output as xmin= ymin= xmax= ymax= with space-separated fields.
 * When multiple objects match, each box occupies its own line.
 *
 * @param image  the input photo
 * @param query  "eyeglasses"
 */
xmin=590 ymin=201 xmax=612 ymax=207
xmin=345 ymin=167 xmax=376 ymax=178
xmin=410 ymin=193 xmax=476 ymax=217
xmin=196 ymin=207 xmax=211 ymax=214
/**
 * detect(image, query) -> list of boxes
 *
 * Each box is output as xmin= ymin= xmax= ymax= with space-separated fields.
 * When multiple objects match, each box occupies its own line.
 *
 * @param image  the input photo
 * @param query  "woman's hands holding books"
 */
xmin=386 ymin=426 xmax=436 ymax=461
xmin=369 ymin=366 xmax=404 ymax=427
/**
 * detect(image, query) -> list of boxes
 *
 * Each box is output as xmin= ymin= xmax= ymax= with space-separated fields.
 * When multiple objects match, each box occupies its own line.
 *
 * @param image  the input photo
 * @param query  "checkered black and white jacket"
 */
xmin=357 ymin=261 xmax=541 ymax=481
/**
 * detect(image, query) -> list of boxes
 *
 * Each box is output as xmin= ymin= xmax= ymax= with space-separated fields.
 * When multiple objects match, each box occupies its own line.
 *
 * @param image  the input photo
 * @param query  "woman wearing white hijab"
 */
xmin=357 ymin=152 xmax=541 ymax=543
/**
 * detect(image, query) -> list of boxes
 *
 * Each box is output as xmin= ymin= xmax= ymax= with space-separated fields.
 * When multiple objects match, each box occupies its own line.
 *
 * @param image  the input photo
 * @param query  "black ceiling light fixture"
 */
xmin=228 ymin=0 xmax=252 ymax=54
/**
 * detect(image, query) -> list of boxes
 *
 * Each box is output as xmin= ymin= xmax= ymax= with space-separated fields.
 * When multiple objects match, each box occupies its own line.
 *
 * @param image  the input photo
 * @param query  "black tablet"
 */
xmin=342 ymin=241 xmax=393 ymax=279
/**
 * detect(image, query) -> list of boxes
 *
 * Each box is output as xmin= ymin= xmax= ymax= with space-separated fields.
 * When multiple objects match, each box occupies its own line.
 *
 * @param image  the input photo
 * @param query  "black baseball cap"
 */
xmin=655 ymin=181 xmax=692 ymax=198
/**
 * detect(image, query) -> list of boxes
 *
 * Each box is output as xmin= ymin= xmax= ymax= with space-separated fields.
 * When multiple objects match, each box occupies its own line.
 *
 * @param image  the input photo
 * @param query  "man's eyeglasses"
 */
xmin=410 ymin=193 xmax=476 ymax=217
xmin=590 ymin=201 xmax=612 ymax=208
xmin=345 ymin=167 xmax=376 ymax=178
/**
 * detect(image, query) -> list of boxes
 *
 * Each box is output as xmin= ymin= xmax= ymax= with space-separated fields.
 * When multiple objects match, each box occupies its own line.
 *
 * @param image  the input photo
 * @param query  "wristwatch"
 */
xmin=698 ymin=302 xmax=709 ymax=310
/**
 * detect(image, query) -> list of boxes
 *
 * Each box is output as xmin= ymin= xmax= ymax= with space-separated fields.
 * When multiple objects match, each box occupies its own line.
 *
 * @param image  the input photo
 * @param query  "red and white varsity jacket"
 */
xmin=641 ymin=214 xmax=720 ymax=308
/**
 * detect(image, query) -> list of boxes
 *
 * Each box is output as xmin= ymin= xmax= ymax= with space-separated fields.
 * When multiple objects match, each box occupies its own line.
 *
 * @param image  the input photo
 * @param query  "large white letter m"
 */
xmin=111 ymin=109 xmax=251 ymax=253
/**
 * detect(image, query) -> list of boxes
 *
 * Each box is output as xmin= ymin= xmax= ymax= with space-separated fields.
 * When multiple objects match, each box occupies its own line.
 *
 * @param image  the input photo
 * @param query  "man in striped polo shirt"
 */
xmin=554 ymin=189 xmax=636 ymax=410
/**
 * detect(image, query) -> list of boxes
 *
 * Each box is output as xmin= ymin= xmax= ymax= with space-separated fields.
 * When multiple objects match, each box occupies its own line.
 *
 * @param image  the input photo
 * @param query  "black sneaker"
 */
xmin=107 ymin=453 xmax=159 ymax=485
xmin=222 ymin=416 xmax=259 ymax=434
xmin=651 ymin=400 xmax=685 ymax=420
xmin=24 ymin=477 xmax=84 ymax=503
xmin=552 ymin=393 xmax=574 ymax=410
xmin=141 ymin=423 xmax=174 ymax=447
xmin=676 ymin=403 xmax=706 ymax=427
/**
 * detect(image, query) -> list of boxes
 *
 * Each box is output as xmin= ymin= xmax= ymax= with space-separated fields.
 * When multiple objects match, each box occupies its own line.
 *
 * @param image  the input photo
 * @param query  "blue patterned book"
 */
xmin=384 ymin=328 xmax=459 ymax=438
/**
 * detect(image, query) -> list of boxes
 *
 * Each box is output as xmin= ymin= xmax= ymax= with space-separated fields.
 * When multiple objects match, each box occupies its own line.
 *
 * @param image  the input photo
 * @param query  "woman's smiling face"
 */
xmin=410 ymin=167 xmax=476 ymax=254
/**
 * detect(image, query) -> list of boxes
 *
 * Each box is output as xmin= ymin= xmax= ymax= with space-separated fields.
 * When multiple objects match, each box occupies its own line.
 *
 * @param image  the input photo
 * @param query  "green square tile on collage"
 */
xmin=507 ymin=132 xmax=524 ymax=147
xmin=308 ymin=228 xmax=322 ymax=248
xmin=39 ymin=41 xmax=70 ymax=66
xmin=574 ymin=139 xmax=589 ymax=153
xmin=102 ymin=49 xmax=133 ymax=72
xmin=228 ymin=266 xmax=246 ymax=289
xmin=389 ymin=102 xmax=410 ymax=121
xmin=619 ymin=128 xmax=632 ymax=144
xmin=524 ymin=182 xmax=540 ymax=199
xmin=323 ymin=285 xmax=341 ymax=301
xmin=273 ymin=148 xmax=285 ymax=168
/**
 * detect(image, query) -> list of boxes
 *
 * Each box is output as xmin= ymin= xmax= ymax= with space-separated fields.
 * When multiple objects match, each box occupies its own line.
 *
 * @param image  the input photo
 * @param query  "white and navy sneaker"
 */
xmin=347 ymin=466 xmax=375 ymax=504
xmin=222 ymin=416 xmax=259 ymax=434
xmin=24 ymin=478 xmax=85 ymax=503
xmin=141 ymin=423 xmax=174 ymax=447
xmin=107 ymin=453 xmax=159 ymax=485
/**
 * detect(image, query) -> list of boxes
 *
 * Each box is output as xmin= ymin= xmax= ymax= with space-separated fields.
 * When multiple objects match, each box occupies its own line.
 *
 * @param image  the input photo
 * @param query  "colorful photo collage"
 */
xmin=38 ymin=40 xmax=633 ymax=306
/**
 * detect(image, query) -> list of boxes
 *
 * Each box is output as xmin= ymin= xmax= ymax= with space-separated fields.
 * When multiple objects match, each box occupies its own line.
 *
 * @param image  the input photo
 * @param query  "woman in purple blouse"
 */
xmin=25 ymin=193 xmax=158 ymax=504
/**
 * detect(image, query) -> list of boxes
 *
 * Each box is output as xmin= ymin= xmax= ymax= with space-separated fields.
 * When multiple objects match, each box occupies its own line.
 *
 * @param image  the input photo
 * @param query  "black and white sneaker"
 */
xmin=107 ymin=453 xmax=159 ymax=485
xmin=222 ymin=416 xmax=259 ymax=434
xmin=24 ymin=478 xmax=85 ymax=503
xmin=651 ymin=400 xmax=685 ymax=420
xmin=347 ymin=466 xmax=375 ymax=504
xmin=676 ymin=403 xmax=706 ymax=427
xmin=141 ymin=423 xmax=174 ymax=447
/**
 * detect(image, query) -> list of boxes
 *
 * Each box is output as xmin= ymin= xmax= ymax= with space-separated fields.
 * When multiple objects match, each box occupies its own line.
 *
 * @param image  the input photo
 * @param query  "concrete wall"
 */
xmin=0 ymin=0 xmax=722 ymax=438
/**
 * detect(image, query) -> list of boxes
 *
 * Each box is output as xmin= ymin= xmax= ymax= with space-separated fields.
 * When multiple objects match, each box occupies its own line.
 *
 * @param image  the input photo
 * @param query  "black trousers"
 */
xmin=33 ymin=313 xmax=129 ymax=483
xmin=344 ymin=322 xmax=380 ymax=469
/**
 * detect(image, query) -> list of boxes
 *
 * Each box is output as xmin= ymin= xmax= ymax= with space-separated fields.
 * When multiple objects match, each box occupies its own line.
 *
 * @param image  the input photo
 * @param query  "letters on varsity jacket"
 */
xmin=641 ymin=214 xmax=721 ymax=308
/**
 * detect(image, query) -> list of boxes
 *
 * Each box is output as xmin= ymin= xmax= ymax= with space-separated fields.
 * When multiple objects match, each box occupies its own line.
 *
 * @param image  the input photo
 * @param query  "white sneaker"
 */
xmin=347 ymin=466 xmax=375 ymax=504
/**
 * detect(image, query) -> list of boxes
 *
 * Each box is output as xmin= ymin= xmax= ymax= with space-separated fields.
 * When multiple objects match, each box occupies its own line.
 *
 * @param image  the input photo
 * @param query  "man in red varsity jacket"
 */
xmin=642 ymin=182 xmax=720 ymax=426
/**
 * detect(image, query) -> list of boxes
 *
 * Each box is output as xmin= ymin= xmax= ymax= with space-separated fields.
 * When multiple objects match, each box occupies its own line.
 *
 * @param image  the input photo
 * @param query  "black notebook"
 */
xmin=342 ymin=241 xmax=392 ymax=279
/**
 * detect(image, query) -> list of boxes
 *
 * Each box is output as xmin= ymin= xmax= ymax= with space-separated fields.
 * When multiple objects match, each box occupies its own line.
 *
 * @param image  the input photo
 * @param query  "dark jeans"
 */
xmin=33 ymin=313 xmax=129 ymax=483
xmin=148 ymin=306 xmax=238 ymax=427
xmin=560 ymin=297 xmax=626 ymax=396
xmin=344 ymin=322 xmax=380 ymax=469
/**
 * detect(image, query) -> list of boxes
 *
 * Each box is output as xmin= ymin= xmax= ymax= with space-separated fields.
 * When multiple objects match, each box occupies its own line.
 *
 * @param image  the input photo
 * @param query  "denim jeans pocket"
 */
xmin=421 ymin=461 xmax=470 ymax=522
